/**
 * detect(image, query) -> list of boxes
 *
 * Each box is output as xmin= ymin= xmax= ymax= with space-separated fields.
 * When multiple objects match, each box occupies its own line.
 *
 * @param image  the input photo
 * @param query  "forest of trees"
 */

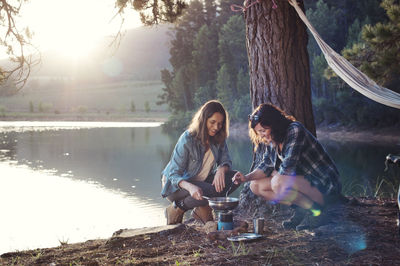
xmin=158 ymin=0 xmax=400 ymax=131
xmin=157 ymin=0 xmax=252 ymax=131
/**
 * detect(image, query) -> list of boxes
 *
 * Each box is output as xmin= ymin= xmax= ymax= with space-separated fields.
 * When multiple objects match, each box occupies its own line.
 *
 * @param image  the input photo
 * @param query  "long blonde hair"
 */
xmin=188 ymin=100 xmax=229 ymax=145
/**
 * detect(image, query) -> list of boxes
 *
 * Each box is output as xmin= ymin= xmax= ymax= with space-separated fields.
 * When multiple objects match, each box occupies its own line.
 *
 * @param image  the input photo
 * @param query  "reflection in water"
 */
xmin=0 ymin=163 xmax=165 ymax=255
xmin=145 ymin=128 xmax=150 ymax=144
xmin=0 ymin=123 xmax=171 ymax=254
xmin=321 ymin=140 xmax=400 ymax=197
xmin=1 ymin=127 xmax=171 ymax=202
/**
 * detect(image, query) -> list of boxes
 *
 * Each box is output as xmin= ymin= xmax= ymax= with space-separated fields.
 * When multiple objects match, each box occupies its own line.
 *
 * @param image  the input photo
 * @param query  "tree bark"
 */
xmin=237 ymin=0 xmax=316 ymax=216
xmin=245 ymin=0 xmax=316 ymax=135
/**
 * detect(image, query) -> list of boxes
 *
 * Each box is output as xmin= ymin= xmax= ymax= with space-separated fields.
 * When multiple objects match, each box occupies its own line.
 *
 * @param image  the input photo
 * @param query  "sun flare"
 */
xmin=19 ymin=0 xmax=140 ymax=59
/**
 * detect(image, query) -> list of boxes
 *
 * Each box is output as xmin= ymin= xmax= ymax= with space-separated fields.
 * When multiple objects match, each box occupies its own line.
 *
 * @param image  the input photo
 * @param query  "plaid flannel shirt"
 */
xmin=256 ymin=122 xmax=341 ymax=195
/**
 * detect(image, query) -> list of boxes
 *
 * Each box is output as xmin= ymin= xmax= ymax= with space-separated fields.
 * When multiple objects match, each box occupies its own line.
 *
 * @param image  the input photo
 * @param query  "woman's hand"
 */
xmin=179 ymin=180 xmax=203 ymax=200
xmin=232 ymin=171 xmax=247 ymax=185
xmin=187 ymin=183 xmax=204 ymax=201
xmin=213 ymin=167 xmax=226 ymax=193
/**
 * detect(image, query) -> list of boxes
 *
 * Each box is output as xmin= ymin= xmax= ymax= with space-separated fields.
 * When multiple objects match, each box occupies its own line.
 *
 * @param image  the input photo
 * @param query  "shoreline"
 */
xmin=0 ymin=112 xmax=169 ymax=123
xmin=0 ymin=115 xmax=398 ymax=146
xmin=316 ymin=125 xmax=400 ymax=145
xmin=229 ymin=122 xmax=400 ymax=145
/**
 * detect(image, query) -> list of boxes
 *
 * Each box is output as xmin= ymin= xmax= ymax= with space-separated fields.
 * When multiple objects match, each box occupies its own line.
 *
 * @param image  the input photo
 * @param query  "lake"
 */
xmin=0 ymin=122 xmax=399 ymax=254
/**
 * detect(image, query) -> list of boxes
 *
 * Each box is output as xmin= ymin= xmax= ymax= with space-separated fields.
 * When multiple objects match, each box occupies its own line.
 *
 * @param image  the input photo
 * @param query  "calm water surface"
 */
xmin=0 ymin=122 xmax=398 ymax=254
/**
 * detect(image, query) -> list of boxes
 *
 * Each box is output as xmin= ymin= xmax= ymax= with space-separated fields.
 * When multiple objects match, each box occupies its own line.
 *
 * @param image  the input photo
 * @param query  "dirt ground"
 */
xmin=1 ymin=197 xmax=399 ymax=265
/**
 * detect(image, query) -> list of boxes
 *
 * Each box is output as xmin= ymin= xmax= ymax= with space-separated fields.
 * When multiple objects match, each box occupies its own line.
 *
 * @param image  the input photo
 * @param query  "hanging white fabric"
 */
xmin=288 ymin=0 xmax=400 ymax=109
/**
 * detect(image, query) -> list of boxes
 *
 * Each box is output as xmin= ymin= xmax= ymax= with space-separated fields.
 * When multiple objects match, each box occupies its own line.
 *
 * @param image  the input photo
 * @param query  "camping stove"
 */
xmin=204 ymin=196 xmax=239 ymax=231
xmin=217 ymin=211 xmax=233 ymax=230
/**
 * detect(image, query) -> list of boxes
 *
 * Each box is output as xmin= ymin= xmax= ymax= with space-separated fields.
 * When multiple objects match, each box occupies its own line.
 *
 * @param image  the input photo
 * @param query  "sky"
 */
xmin=17 ymin=0 xmax=141 ymax=59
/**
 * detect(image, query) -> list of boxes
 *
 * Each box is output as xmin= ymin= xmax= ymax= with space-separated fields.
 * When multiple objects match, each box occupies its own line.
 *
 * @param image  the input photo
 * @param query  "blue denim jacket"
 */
xmin=161 ymin=130 xmax=232 ymax=198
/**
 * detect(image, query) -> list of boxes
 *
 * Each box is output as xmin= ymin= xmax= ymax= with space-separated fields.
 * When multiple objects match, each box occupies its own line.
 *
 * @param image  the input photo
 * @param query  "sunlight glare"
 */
xmin=19 ymin=0 xmax=141 ymax=59
xmin=0 ymin=162 xmax=165 ymax=254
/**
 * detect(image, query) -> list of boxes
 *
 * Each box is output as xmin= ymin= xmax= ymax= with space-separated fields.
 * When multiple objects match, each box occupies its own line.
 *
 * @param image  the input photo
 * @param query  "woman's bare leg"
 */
xmin=249 ymin=174 xmax=324 ymax=209
xmin=270 ymin=174 xmax=324 ymax=208
xmin=249 ymin=178 xmax=276 ymax=201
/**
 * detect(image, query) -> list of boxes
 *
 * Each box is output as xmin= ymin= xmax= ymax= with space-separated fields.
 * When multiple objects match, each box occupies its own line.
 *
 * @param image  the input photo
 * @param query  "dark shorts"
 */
xmin=304 ymin=174 xmax=342 ymax=196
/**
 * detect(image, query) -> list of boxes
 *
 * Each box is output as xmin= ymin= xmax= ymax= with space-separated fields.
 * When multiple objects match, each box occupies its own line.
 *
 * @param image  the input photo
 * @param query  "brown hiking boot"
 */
xmin=192 ymin=206 xmax=214 ymax=223
xmin=165 ymin=204 xmax=185 ymax=225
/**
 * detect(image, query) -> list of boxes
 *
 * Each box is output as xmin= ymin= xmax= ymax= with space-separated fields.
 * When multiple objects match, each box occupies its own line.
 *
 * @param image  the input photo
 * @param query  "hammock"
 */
xmin=288 ymin=0 xmax=400 ymax=109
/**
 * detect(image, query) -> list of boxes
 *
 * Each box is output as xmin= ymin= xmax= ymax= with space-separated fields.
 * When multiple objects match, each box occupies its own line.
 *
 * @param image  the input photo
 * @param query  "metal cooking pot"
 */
xmin=203 ymin=196 xmax=239 ymax=211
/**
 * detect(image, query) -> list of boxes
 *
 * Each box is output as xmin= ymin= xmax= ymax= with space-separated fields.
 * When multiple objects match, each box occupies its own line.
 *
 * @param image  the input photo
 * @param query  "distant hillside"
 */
xmin=31 ymin=24 xmax=172 ymax=82
xmin=0 ymin=25 xmax=174 ymax=115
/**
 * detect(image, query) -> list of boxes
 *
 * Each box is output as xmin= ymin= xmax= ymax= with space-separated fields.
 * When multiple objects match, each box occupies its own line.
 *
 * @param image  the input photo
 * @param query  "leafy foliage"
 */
xmin=307 ymin=0 xmax=400 ymax=127
xmin=116 ymin=0 xmax=187 ymax=25
xmin=157 ymin=0 xmax=248 ymax=129
xmin=126 ymin=0 xmax=398 ymax=129
xmin=343 ymin=0 xmax=400 ymax=91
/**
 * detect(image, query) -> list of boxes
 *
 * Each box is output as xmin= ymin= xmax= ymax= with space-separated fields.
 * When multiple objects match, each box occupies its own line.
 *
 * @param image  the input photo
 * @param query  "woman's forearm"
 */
xmin=245 ymin=169 xmax=268 ymax=181
xmin=178 ymin=180 xmax=192 ymax=190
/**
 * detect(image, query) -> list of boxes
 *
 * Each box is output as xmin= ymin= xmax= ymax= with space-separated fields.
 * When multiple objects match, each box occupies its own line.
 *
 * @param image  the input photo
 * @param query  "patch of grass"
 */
xmin=0 ymin=80 xmax=168 ymax=114
xmin=264 ymin=248 xmax=278 ymax=265
xmin=59 ymin=237 xmax=69 ymax=246
xmin=342 ymin=180 xmax=369 ymax=197
xmin=219 ymin=242 xmax=251 ymax=257
xmin=32 ymin=252 xmax=42 ymax=260
xmin=373 ymin=175 xmax=399 ymax=198
xmin=192 ymin=248 xmax=201 ymax=258
xmin=341 ymin=171 xmax=399 ymax=199
xmin=10 ymin=256 xmax=21 ymax=265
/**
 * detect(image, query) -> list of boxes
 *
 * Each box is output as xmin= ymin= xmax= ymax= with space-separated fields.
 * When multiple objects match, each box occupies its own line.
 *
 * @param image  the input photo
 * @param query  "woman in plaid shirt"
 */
xmin=233 ymin=103 xmax=342 ymax=230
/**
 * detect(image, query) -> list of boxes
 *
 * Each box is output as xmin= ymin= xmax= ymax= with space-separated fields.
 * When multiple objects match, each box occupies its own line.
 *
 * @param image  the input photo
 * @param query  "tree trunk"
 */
xmin=237 ymin=0 xmax=316 ymax=216
xmin=245 ymin=0 xmax=316 ymax=135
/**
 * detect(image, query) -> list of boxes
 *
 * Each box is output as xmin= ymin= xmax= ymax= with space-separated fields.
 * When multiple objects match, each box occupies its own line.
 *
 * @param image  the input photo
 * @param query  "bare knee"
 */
xmin=250 ymin=178 xmax=272 ymax=197
xmin=250 ymin=181 xmax=260 ymax=195
xmin=271 ymin=175 xmax=292 ymax=197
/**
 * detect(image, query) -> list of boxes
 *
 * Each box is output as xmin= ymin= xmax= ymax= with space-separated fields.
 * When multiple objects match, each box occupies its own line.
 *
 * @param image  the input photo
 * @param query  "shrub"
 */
xmin=0 ymin=105 xmax=6 ymax=117
xmin=144 ymin=101 xmax=150 ymax=113
xmin=29 ymin=101 xmax=34 ymax=113
xmin=231 ymin=94 xmax=252 ymax=123
xmin=130 ymin=100 xmax=136 ymax=112
xmin=162 ymin=111 xmax=193 ymax=132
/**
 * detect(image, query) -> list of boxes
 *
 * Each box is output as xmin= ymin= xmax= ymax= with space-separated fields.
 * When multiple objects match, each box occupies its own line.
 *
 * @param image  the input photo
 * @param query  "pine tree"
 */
xmin=306 ymin=0 xmax=339 ymax=56
xmin=216 ymin=64 xmax=232 ymax=110
xmin=192 ymin=24 xmax=219 ymax=89
xmin=158 ymin=0 xmax=206 ymax=114
xmin=218 ymin=15 xmax=247 ymax=99
xmin=343 ymin=0 xmax=400 ymax=91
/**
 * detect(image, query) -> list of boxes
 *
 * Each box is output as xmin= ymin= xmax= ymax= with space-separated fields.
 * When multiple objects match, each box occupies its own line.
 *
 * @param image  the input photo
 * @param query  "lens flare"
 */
xmin=311 ymin=208 xmax=321 ymax=216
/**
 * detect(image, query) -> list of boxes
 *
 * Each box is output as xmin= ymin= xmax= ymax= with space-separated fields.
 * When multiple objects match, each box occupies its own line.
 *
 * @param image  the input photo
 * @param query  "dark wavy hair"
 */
xmin=248 ymin=103 xmax=295 ymax=147
xmin=188 ymin=100 xmax=229 ymax=145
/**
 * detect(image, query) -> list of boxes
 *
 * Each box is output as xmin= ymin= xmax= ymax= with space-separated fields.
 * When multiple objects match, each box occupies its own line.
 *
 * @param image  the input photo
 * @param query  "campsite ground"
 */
xmin=1 ymin=197 xmax=399 ymax=265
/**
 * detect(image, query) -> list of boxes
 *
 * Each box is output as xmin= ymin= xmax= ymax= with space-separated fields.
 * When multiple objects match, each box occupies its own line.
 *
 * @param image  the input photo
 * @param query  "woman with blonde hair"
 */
xmin=233 ymin=103 xmax=343 ymax=230
xmin=161 ymin=100 xmax=238 ymax=224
